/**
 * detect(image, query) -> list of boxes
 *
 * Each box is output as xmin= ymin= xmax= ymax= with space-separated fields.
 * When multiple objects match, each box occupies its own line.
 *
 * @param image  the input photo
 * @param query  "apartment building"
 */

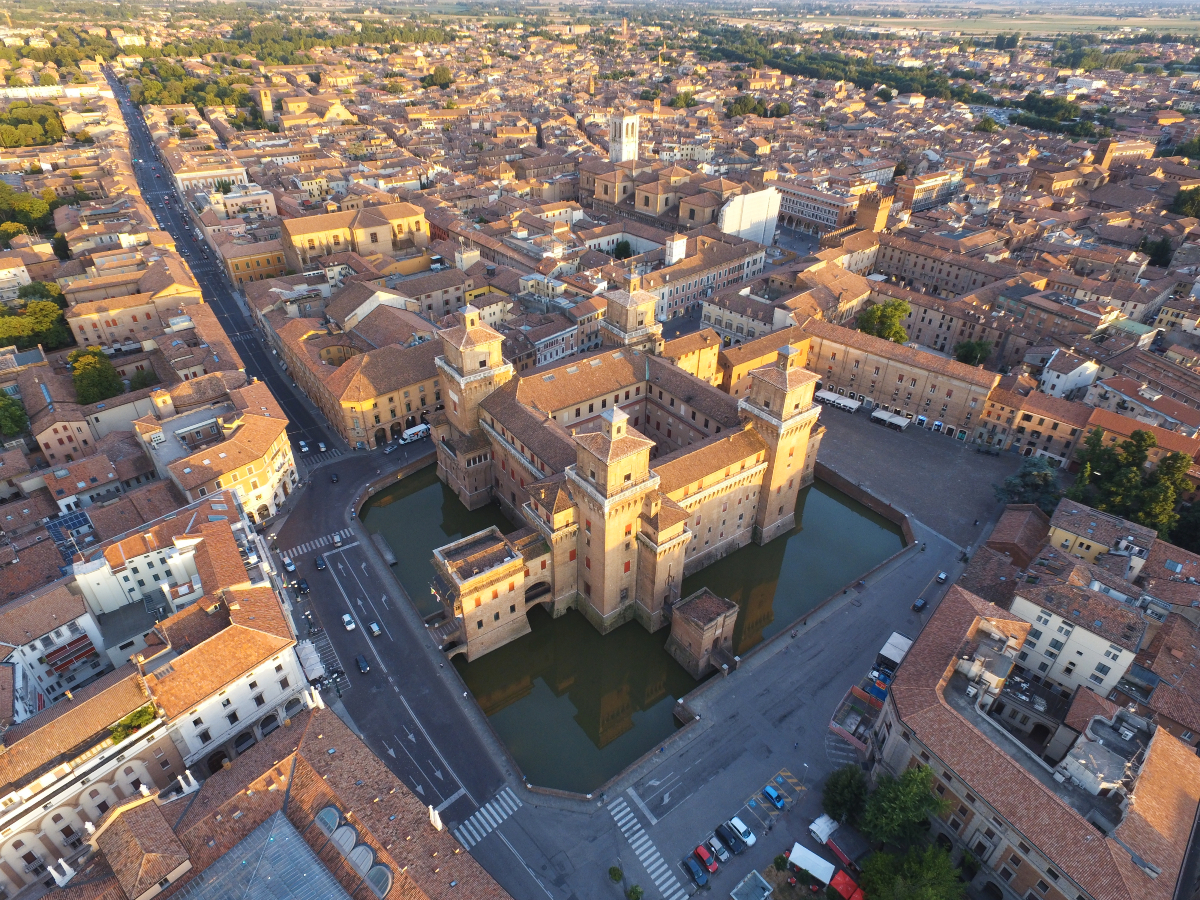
xmin=894 ymin=169 xmax=964 ymax=211
xmin=873 ymin=585 xmax=1200 ymax=900
xmin=133 ymin=380 xmax=296 ymax=523
xmin=630 ymin=230 xmax=767 ymax=321
xmin=800 ymin=317 xmax=999 ymax=437
xmin=873 ymin=234 xmax=1015 ymax=298
xmin=771 ymin=179 xmax=861 ymax=234
xmin=1008 ymin=583 xmax=1143 ymax=696
xmin=220 ymin=238 xmax=287 ymax=286
xmin=280 ymin=202 xmax=428 ymax=272
xmin=1047 ymin=499 xmax=1156 ymax=571
xmin=975 ymin=387 xmax=1091 ymax=466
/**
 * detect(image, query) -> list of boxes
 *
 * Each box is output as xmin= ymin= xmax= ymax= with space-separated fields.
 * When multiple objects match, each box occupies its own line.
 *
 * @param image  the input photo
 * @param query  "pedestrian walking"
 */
xmin=793 ymin=742 xmax=798 ymax=751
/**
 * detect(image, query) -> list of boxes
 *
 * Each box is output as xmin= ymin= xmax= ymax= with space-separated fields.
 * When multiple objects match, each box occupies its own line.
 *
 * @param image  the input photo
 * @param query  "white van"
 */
xmin=401 ymin=423 xmax=430 ymax=443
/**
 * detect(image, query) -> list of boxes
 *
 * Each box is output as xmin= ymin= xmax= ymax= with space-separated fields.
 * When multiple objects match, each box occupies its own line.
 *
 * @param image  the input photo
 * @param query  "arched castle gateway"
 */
xmin=428 ymin=290 xmax=823 ymax=662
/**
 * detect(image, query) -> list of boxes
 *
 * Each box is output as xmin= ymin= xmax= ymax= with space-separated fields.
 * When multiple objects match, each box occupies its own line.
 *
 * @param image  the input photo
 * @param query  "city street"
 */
xmin=104 ymin=69 xmax=337 ymax=457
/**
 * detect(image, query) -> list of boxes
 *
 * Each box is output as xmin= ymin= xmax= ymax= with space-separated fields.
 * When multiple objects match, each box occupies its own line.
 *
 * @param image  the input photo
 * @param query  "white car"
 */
xmin=729 ymin=816 xmax=756 ymax=848
xmin=282 ymin=557 xmax=296 ymax=573
xmin=318 ymin=442 xmax=327 ymax=453
xmin=298 ymin=440 xmax=309 ymax=452
xmin=342 ymin=614 xmax=356 ymax=631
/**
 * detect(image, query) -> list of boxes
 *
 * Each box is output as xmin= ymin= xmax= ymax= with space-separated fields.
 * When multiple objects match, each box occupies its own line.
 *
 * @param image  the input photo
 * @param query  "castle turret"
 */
xmin=568 ymin=407 xmax=658 ymax=632
xmin=599 ymin=289 xmax=663 ymax=355
xmin=739 ymin=345 xmax=823 ymax=543
xmin=434 ymin=305 xmax=512 ymax=436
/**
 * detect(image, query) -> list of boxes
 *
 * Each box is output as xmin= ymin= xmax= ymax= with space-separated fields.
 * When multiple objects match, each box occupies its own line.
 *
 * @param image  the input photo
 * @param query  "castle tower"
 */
xmin=855 ymin=191 xmax=893 ymax=232
xmin=568 ymin=407 xmax=658 ymax=633
xmin=434 ymin=305 xmax=512 ymax=437
xmin=608 ymin=111 xmax=639 ymax=163
xmin=599 ymin=289 xmax=663 ymax=354
xmin=739 ymin=345 xmax=823 ymax=544
xmin=587 ymin=73 xmax=595 ymax=96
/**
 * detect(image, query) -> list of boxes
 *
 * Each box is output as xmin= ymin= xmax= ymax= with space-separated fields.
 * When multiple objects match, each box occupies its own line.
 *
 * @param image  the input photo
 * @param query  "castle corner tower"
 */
xmin=599 ymin=289 xmax=663 ymax=355
xmin=739 ymin=345 xmax=823 ymax=544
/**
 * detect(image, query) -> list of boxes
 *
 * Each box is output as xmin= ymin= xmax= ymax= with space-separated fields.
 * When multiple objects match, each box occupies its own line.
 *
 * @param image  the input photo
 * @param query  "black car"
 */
xmin=912 ymin=597 xmax=928 ymax=612
xmin=714 ymin=823 xmax=745 ymax=855
xmin=297 ymin=578 xmax=310 ymax=595
xmin=315 ymin=556 xmax=327 ymax=571
xmin=356 ymin=654 xmax=370 ymax=674
xmin=331 ymin=473 xmax=339 ymax=483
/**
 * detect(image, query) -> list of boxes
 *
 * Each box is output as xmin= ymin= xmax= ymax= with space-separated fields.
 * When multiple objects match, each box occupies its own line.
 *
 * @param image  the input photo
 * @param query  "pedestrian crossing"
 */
xmin=301 ymin=448 xmax=344 ymax=466
xmin=608 ymin=797 xmax=688 ymax=900
xmin=452 ymin=787 xmax=522 ymax=850
xmin=280 ymin=528 xmax=354 ymax=560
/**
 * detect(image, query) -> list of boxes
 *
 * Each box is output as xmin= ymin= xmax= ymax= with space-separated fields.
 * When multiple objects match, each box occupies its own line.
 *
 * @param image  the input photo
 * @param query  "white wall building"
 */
xmin=718 ymin=187 xmax=780 ymax=246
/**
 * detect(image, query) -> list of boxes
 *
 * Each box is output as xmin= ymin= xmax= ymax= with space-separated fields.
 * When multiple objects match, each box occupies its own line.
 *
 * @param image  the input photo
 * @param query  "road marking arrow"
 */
xmin=383 ymin=741 xmax=396 ymax=759
xmin=414 ymin=783 xmax=425 ymax=796
xmin=433 ymin=768 xmax=444 ymax=781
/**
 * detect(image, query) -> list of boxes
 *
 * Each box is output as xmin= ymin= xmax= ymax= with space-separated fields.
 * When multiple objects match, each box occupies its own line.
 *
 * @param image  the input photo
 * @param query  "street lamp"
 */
xmin=801 ymin=762 xmax=809 ymax=789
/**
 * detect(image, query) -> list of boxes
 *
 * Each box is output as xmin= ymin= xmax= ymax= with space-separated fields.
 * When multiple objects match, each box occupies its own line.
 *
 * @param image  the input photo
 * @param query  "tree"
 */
xmin=17 ymin=281 xmax=64 ymax=307
xmin=1069 ymin=428 xmax=1191 ymax=534
xmin=823 ymin=765 xmax=868 ymax=827
xmin=0 ymin=395 xmax=28 ymax=437
xmin=770 ymin=101 xmax=792 ymax=118
xmin=860 ymin=845 xmax=964 ymax=900
xmin=1171 ymin=503 xmax=1200 ymax=554
xmin=72 ymin=129 xmax=93 ymax=144
xmin=0 ymin=299 xmax=71 ymax=350
xmin=1140 ymin=235 xmax=1173 ymax=268
xmin=421 ymin=65 xmax=453 ymax=89
xmin=863 ymin=765 xmax=950 ymax=845
xmin=973 ymin=115 xmax=999 ymax=133
xmin=994 ymin=457 xmax=1062 ymax=514
xmin=613 ymin=240 xmax=633 ymax=260
xmin=953 ymin=339 xmax=992 ymax=366
xmin=1173 ymin=186 xmax=1200 ymax=218
xmin=69 ymin=348 xmax=124 ymax=405
xmin=0 ymin=221 xmax=27 ymax=248
xmin=856 ymin=299 xmax=910 ymax=343
xmin=38 ymin=72 xmax=57 ymax=87
xmin=875 ymin=87 xmax=893 ymax=102
xmin=178 ymin=125 xmax=196 ymax=138
xmin=130 ymin=368 xmax=160 ymax=391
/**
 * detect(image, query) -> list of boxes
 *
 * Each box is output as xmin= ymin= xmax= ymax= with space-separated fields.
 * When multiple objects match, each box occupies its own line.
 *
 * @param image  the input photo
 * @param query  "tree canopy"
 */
xmin=953 ymin=340 xmax=992 ymax=366
xmin=0 ymin=299 xmax=71 ymax=351
xmin=69 ymin=347 xmax=124 ymax=405
xmin=0 ymin=395 xmax=28 ymax=438
xmin=863 ymin=765 xmax=950 ymax=845
xmin=1067 ymin=428 xmax=1192 ymax=536
xmin=822 ymin=765 xmax=868 ymax=827
xmin=421 ymin=65 xmax=453 ymax=90
xmin=994 ymin=457 xmax=1063 ymax=515
xmin=860 ymin=845 xmax=965 ymax=900
xmin=856 ymin=299 xmax=910 ymax=343
xmin=0 ymin=102 xmax=64 ymax=148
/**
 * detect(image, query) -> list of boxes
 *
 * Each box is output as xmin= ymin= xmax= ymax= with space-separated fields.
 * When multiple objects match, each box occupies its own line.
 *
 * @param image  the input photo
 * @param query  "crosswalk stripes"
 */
xmin=303 ymin=448 xmax=344 ymax=466
xmin=307 ymin=631 xmax=350 ymax=694
xmin=607 ymin=798 xmax=689 ymax=900
xmin=280 ymin=528 xmax=354 ymax=560
xmin=452 ymin=787 xmax=522 ymax=850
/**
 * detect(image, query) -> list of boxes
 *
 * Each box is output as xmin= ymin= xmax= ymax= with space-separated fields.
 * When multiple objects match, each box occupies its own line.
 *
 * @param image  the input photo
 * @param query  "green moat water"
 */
xmin=362 ymin=466 xmax=904 ymax=793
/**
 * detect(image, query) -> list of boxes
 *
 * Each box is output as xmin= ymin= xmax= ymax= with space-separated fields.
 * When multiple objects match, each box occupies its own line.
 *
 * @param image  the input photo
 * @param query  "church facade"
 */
xmin=428 ymin=289 xmax=823 ymax=661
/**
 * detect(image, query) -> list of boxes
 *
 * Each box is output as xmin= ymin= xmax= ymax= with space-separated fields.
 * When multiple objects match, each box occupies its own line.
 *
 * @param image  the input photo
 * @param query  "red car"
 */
xmin=694 ymin=844 xmax=718 ymax=874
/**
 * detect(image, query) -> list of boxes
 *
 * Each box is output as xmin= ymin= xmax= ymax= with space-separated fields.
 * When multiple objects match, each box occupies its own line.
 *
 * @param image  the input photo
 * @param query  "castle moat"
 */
xmin=362 ymin=465 xmax=904 ymax=793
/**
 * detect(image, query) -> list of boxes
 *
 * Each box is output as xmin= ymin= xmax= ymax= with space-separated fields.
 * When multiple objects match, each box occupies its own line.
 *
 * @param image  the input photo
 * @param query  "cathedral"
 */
xmin=427 ymin=289 xmax=823 ymax=661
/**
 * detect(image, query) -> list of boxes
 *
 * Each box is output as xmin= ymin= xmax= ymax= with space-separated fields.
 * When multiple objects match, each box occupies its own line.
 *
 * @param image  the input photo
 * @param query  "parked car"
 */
xmin=356 ymin=654 xmax=370 ymax=674
xmin=342 ymin=614 xmax=356 ymax=631
xmin=694 ymin=844 xmax=718 ymax=873
xmin=912 ymin=597 xmax=928 ymax=612
xmin=296 ymin=578 xmax=310 ymax=595
xmin=729 ymin=816 xmax=756 ymax=847
xmin=315 ymin=555 xmax=327 ymax=571
xmin=382 ymin=443 xmax=398 ymax=454
xmin=298 ymin=440 xmax=309 ymax=453
xmin=282 ymin=557 xmax=296 ymax=573
xmin=708 ymin=837 xmax=730 ymax=865
xmin=368 ymin=621 xmax=382 ymax=637
xmin=762 ymin=784 xmax=786 ymax=810
xmin=684 ymin=857 xmax=708 ymax=888
xmin=936 ymin=571 xmax=948 ymax=583
xmin=318 ymin=442 xmax=327 ymax=453
xmin=714 ymin=823 xmax=745 ymax=855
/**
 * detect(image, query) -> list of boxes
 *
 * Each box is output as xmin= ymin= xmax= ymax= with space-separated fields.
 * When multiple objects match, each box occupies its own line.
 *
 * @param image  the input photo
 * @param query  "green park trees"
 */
xmin=862 ymin=765 xmax=951 ymax=845
xmin=822 ymin=765 xmax=868 ymax=827
xmin=856 ymin=299 xmax=910 ymax=344
xmin=994 ymin=457 xmax=1063 ymax=515
xmin=953 ymin=340 xmax=992 ymax=366
xmin=69 ymin=348 xmax=124 ymax=405
xmin=0 ymin=395 xmax=28 ymax=437
xmin=0 ymin=300 xmax=71 ymax=351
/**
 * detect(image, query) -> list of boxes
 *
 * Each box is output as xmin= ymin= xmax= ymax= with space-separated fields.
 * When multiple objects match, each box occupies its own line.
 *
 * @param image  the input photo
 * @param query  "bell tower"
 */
xmin=608 ymin=111 xmax=639 ymax=163
xmin=739 ymin=345 xmax=823 ymax=544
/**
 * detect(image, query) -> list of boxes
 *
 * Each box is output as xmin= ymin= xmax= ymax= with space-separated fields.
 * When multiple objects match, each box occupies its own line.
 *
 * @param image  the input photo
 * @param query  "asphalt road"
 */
xmin=104 ymin=69 xmax=336 ymax=455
